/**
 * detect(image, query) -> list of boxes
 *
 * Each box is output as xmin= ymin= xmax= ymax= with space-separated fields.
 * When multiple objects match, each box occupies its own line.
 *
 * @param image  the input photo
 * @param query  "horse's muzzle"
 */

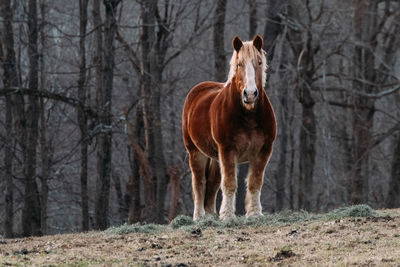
xmin=243 ymin=88 xmax=258 ymax=104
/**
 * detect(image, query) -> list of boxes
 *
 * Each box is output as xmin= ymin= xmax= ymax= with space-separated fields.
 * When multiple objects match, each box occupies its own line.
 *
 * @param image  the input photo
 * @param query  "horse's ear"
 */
xmin=253 ymin=34 xmax=263 ymax=51
xmin=233 ymin=36 xmax=243 ymax=52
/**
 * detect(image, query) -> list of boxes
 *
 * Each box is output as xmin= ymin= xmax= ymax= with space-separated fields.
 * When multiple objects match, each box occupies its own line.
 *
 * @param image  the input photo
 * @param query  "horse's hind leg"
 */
xmin=189 ymin=150 xmax=208 ymax=221
xmin=204 ymin=159 xmax=221 ymax=214
xmin=246 ymin=145 xmax=273 ymax=218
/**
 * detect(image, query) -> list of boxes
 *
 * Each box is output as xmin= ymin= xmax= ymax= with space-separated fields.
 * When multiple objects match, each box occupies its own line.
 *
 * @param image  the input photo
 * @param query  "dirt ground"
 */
xmin=1 ymin=208 xmax=400 ymax=266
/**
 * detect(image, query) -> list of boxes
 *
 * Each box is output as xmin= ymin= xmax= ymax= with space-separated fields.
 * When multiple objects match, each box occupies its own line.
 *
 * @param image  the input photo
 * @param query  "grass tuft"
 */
xmin=170 ymin=215 xmax=194 ymax=229
xmin=270 ymin=209 xmax=313 ymax=224
xmin=105 ymin=223 xmax=166 ymax=235
xmin=326 ymin=204 xmax=377 ymax=220
xmin=197 ymin=214 xmax=223 ymax=228
xmin=105 ymin=205 xmax=378 ymax=235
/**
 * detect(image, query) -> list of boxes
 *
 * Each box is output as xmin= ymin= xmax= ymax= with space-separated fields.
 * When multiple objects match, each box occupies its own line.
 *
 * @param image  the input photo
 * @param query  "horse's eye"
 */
xmin=237 ymin=63 xmax=242 ymax=67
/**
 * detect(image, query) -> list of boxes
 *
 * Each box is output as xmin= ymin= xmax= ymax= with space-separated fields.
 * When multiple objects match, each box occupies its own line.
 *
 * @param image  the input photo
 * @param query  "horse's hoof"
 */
xmin=193 ymin=212 xmax=205 ymax=221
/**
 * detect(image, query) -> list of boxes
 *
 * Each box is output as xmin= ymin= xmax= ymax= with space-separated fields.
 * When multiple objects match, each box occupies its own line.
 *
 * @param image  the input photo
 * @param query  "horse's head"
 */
xmin=227 ymin=35 xmax=267 ymax=110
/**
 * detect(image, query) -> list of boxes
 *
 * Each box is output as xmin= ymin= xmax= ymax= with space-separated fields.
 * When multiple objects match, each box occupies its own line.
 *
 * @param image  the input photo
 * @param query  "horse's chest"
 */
xmin=235 ymin=131 xmax=265 ymax=162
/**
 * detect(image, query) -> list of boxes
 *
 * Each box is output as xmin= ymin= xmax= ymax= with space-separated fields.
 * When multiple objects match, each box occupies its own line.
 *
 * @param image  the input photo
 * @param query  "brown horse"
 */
xmin=182 ymin=35 xmax=276 ymax=221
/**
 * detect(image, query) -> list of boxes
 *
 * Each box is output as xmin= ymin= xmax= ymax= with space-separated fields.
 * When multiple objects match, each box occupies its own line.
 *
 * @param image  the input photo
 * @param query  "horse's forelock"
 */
xmin=225 ymin=41 xmax=268 ymax=87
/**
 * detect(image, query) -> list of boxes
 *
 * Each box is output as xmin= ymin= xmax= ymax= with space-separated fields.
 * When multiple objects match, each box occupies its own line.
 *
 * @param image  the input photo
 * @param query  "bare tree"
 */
xmin=78 ymin=0 xmax=89 ymax=231
xmin=94 ymin=0 xmax=121 ymax=230
xmin=0 ymin=0 xmax=19 ymax=238
xmin=38 ymin=0 xmax=52 ymax=235
xmin=350 ymin=0 xmax=378 ymax=204
xmin=22 ymin=0 xmax=42 ymax=236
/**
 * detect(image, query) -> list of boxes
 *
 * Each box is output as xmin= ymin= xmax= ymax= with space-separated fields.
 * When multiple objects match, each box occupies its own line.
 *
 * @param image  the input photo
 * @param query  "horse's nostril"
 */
xmin=243 ymin=90 xmax=247 ymax=97
xmin=254 ymin=90 xmax=258 ymax=97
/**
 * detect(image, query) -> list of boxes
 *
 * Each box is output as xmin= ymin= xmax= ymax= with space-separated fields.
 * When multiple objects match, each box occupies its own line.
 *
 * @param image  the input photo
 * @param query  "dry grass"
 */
xmin=1 ymin=206 xmax=399 ymax=266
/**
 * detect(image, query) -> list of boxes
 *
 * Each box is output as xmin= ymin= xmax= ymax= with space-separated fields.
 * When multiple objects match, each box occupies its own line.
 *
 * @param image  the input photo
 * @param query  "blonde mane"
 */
xmin=225 ymin=41 xmax=268 ymax=87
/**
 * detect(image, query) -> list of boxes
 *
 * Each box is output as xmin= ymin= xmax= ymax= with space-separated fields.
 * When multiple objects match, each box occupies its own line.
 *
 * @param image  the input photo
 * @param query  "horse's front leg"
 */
xmin=218 ymin=147 xmax=237 ymax=221
xmin=246 ymin=145 xmax=273 ymax=218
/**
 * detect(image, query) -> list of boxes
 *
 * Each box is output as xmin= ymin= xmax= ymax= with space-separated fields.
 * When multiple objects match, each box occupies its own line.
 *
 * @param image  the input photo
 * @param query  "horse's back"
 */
xmin=182 ymin=81 xmax=223 ymax=158
xmin=183 ymin=81 xmax=223 ymax=109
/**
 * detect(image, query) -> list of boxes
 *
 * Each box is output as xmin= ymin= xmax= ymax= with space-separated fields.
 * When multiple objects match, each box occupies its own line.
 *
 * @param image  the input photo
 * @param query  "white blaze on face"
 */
xmin=245 ymin=62 xmax=257 ymax=98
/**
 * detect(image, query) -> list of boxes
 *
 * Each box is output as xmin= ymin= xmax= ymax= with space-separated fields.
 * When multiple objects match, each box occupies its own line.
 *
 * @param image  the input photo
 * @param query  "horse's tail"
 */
xmin=204 ymin=158 xmax=221 ymax=213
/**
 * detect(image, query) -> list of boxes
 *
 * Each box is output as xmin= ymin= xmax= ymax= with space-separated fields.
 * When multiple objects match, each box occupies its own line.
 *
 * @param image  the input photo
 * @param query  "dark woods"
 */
xmin=0 ymin=0 xmax=399 ymax=237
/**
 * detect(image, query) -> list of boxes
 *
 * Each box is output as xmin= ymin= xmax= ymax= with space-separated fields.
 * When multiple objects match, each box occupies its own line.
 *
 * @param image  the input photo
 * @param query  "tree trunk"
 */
xmin=38 ymin=0 xmax=50 ymax=235
xmin=94 ymin=0 xmax=120 ymax=230
xmin=3 ymin=92 xmax=13 ymax=238
xmin=92 ymin=0 xmax=103 ymax=105
xmin=139 ymin=2 xmax=155 ymax=223
xmin=248 ymin=0 xmax=257 ymax=38
xmin=0 ymin=0 xmax=19 ymax=238
xmin=39 ymin=96 xmax=50 ymax=235
xmin=126 ymin=107 xmax=144 ymax=224
xmin=298 ymin=50 xmax=317 ymax=211
xmin=78 ymin=0 xmax=89 ymax=231
xmin=126 ymin=172 xmax=141 ymax=224
xmin=350 ymin=0 xmax=378 ymax=204
xmin=213 ymin=0 xmax=227 ymax=82
xmin=151 ymin=80 xmax=168 ymax=224
xmin=22 ymin=0 xmax=42 ymax=237
xmin=92 ymin=0 xmax=103 ymax=228
xmin=112 ymin=172 xmax=126 ymax=222
xmin=298 ymin=95 xmax=316 ymax=211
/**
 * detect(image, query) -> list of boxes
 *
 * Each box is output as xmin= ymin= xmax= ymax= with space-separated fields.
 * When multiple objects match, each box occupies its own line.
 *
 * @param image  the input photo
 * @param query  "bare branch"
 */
xmin=0 ymin=87 xmax=99 ymax=118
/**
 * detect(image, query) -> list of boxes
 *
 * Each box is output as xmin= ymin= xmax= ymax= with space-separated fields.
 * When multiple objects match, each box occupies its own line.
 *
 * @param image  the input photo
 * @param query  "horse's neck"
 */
xmin=222 ymin=81 xmax=241 ymax=104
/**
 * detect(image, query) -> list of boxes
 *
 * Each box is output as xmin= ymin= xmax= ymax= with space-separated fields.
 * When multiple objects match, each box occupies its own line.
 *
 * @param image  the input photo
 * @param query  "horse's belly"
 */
xmin=188 ymin=107 xmax=219 ymax=159
xmin=189 ymin=123 xmax=218 ymax=159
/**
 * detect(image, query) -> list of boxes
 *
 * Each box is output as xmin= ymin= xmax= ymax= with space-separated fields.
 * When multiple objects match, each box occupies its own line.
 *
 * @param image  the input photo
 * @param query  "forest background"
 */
xmin=0 ymin=0 xmax=399 ymax=237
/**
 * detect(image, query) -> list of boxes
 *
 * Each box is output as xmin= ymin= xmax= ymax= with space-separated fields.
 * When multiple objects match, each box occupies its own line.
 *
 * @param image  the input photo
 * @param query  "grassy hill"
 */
xmin=1 ymin=205 xmax=399 ymax=266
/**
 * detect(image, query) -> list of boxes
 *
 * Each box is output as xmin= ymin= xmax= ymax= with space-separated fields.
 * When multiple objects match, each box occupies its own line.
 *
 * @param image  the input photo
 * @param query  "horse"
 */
xmin=182 ymin=35 xmax=277 ymax=221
